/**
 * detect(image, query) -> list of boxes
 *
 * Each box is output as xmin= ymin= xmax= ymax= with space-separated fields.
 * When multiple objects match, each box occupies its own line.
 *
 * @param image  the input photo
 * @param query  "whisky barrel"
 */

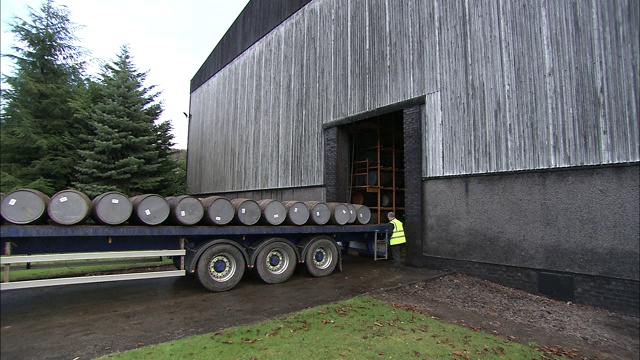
xmin=326 ymin=202 xmax=350 ymax=225
xmin=354 ymin=204 xmax=372 ymax=224
xmin=48 ymin=189 xmax=91 ymax=225
xmin=91 ymin=191 xmax=132 ymax=225
xmin=200 ymin=196 xmax=234 ymax=225
xmin=257 ymin=199 xmax=286 ymax=226
xmin=351 ymin=192 xmax=364 ymax=205
xmin=1 ymin=189 xmax=50 ymax=224
xmin=346 ymin=203 xmax=357 ymax=223
xmin=129 ymin=194 xmax=170 ymax=225
xmin=166 ymin=195 xmax=204 ymax=225
xmin=231 ymin=198 xmax=261 ymax=225
xmin=304 ymin=201 xmax=330 ymax=225
xmin=282 ymin=200 xmax=310 ymax=225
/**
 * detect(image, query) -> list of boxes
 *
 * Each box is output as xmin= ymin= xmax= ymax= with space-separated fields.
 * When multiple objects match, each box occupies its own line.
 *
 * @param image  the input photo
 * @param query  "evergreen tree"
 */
xmin=0 ymin=0 xmax=88 ymax=194
xmin=73 ymin=45 xmax=178 ymax=198
xmin=155 ymin=121 xmax=186 ymax=195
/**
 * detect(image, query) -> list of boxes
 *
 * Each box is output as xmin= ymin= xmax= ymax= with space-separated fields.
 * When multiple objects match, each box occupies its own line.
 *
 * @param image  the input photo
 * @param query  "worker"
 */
xmin=387 ymin=212 xmax=406 ymax=271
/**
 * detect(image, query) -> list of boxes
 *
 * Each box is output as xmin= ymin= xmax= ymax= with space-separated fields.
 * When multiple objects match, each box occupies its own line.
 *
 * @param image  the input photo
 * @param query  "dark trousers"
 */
xmin=391 ymin=244 xmax=402 ymax=268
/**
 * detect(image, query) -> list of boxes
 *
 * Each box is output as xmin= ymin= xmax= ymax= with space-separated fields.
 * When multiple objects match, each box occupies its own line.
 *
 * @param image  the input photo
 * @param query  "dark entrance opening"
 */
xmin=346 ymin=111 xmax=405 ymax=224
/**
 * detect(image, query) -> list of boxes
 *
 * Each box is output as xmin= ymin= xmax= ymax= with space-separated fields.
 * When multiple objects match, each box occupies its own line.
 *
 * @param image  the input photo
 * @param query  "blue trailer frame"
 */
xmin=1 ymin=224 xmax=389 ymax=291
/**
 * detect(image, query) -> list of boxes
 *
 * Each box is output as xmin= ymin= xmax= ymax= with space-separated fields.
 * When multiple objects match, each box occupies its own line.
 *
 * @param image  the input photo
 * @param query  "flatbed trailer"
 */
xmin=0 ymin=224 xmax=389 ymax=291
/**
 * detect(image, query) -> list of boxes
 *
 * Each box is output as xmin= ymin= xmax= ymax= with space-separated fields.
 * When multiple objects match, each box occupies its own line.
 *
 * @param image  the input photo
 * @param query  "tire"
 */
xmin=305 ymin=237 xmax=339 ymax=277
xmin=255 ymin=241 xmax=297 ymax=284
xmin=196 ymin=244 xmax=246 ymax=292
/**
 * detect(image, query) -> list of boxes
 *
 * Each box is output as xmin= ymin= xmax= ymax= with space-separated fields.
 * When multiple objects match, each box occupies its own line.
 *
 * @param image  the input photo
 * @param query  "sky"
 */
xmin=0 ymin=0 xmax=250 ymax=149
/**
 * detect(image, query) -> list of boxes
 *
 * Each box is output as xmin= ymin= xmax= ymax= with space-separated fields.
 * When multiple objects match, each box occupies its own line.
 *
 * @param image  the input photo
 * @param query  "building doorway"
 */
xmin=346 ymin=110 xmax=405 ymax=224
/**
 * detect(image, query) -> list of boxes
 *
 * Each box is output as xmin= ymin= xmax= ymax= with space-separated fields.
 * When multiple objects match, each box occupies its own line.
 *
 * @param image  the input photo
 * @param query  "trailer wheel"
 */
xmin=255 ymin=241 xmax=297 ymax=284
xmin=305 ymin=237 xmax=339 ymax=277
xmin=196 ymin=244 xmax=245 ymax=292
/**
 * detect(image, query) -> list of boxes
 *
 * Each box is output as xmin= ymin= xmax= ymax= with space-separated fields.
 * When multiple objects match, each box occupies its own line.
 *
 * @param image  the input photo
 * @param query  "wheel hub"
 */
xmin=266 ymin=249 xmax=288 ymax=274
xmin=313 ymin=247 xmax=332 ymax=269
xmin=209 ymin=254 xmax=235 ymax=281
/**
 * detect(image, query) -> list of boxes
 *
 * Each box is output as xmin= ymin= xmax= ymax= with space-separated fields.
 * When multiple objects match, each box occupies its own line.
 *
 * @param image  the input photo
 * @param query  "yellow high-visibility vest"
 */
xmin=389 ymin=218 xmax=406 ymax=245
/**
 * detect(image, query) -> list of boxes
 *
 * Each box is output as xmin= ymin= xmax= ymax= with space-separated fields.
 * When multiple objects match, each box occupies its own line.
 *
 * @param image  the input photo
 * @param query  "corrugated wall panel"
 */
xmin=331 ymin=0 xmax=349 ymax=121
xmin=188 ymin=0 xmax=638 ymax=193
xmin=348 ymin=0 xmax=369 ymax=115
xmin=303 ymin=4 xmax=319 ymax=185
xmin=317 ymin=0 xmax=334 ymax=123
xmin=367 ymin=0 xmax=390 ymax=108
xmin=388 ymin=1 xmax=415 ymax=103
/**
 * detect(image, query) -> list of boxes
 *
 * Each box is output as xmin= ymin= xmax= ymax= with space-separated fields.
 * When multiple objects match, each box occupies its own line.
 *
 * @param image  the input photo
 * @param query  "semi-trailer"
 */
xmin=1 ymin=189 xmax=388 ymax=291
xmin=1 ymin=223 xmax=388 ymax=292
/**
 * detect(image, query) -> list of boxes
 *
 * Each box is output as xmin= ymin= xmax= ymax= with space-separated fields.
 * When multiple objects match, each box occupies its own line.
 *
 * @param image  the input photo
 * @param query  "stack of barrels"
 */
xmin=0 ymin=189 xmax=372 ymax=227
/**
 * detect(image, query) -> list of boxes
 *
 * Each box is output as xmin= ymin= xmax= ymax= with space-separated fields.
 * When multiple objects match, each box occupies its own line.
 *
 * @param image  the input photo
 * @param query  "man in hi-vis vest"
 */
xmin=387 ymin=212 xmax=406 ymax=271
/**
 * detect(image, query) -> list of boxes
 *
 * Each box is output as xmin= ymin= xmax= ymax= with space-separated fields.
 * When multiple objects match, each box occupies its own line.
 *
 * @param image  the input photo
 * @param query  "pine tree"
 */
xmin=73 ymin=45 xmax=177 ymax=198
xmin=0 ymin=0 xmax=88 ymax=194
xmin=155 ymin=121 xmax=186 ymax=195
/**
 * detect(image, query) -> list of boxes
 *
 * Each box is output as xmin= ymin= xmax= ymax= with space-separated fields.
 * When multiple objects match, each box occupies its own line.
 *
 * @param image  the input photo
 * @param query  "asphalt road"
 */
xmin=1 ymin=254 xmax=445 ymax=360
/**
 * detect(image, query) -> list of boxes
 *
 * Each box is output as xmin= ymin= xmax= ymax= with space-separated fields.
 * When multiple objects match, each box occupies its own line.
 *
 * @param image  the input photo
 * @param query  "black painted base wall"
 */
xmin=413 ymin=256 xmax=640 ymax=316
xmin=416 ymin=164 xmax=640 ymax=316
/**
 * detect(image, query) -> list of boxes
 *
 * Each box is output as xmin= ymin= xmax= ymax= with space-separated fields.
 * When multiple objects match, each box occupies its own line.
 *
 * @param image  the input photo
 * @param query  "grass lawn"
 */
xmin=1 ymin=257 xmax=173 ymax=282
xmin=98 ymin=296 xmax=559 ymax=360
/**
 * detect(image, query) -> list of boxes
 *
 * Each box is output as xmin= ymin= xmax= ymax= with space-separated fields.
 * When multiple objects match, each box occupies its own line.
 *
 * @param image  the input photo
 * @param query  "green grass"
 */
xmin=98 ymin=296 xmax=560 ymax=360
xmin=1 ymin=257 xmax=173 ymax=282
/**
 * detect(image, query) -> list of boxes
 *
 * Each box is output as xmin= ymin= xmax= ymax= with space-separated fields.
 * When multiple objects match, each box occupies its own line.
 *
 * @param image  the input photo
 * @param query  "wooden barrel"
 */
xmin=354 ymin=204 xmax=372 ymax=224
xmin=327 ymin=202 xmax=350 ymax=225
xmin=129 ymin=194 xmax=170 ymax=225
xmin=91 ymin=191 xmax=132 ymax=225
xmin=346 ymin=203 xmax=357 ymax=223
xmin=304 ymin=201 xmax=330 ymax=225
xmin=257 ymin=199 xmax=286 ymax=226
xmin=47 ymin=189 xmax=91 ymax=225
xmin=200 ymin=196 xmax=234 ymax=225
xmin=282 ymin=200 xmax=310 ymax=225
xmin=231 ymin=198 xmax=261 ymax=225
xmin=0 ymin=189 xmax=50 ymax=225
xmin=166 ymin=195 xmax=204 ymax=225
xmin=381 ymin=193 xmax=391 ymax=207
xmin=370 ymin=212 xmax=379 ymax=225
xmin=351 ymin=192 xmax=364 ymax=205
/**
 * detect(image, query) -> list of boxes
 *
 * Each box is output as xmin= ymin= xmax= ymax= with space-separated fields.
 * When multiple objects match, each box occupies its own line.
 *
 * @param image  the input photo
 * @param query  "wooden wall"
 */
xmin=188 ymin=0 xmax=639 ymax=194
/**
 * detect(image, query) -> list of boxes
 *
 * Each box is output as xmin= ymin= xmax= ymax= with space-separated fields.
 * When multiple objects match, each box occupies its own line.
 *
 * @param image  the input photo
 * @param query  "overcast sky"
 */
xmin=1 ymin=0 xmax=250 ymax=149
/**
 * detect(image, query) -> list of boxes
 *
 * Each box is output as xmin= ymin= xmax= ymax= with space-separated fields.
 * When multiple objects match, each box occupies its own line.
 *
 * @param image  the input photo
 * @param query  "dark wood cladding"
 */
xmin=188 ymin=0 xmax=639 ymax=194
xmin=190 ymin=0 xmax=312 ymax=93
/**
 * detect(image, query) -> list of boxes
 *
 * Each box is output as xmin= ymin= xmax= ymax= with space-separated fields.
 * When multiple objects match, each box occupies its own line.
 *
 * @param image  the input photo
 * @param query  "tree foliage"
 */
xmin=0 ymin=0 xmax=88 ymax=195
xmin=1 ymin=1 xmax=184 ymax=198
xmin=73 ymin=45 xmax=181 ymax=198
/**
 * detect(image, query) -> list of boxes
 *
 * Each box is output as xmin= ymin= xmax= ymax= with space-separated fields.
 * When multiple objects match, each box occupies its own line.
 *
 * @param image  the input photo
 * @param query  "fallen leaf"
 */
xmin=452 ymin=351 xmax=470 ymax=359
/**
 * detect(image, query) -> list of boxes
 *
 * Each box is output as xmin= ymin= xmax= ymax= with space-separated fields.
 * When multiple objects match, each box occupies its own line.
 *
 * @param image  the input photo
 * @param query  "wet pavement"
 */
xmin=0 ymin=254 xmax=446 ymax=360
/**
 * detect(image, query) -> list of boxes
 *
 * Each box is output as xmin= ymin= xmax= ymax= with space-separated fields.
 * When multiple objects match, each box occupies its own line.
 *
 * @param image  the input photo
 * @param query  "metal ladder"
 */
xmin=374 ymin=230 xmax=388 ymax=261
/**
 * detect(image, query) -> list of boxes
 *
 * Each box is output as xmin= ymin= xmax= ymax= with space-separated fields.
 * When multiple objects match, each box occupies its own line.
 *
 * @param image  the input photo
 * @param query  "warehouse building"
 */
xmin=188 ymin=0 xmax=639 ymax=315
